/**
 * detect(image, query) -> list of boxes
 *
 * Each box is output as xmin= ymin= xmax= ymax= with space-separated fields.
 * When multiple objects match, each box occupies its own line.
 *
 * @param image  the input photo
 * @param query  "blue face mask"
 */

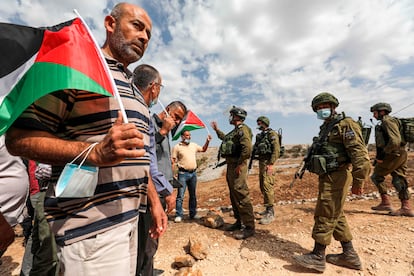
xmin=183 ymin=139 xmax=191 ymax=144
xmin=316 ymin=108 xmax=331 ymax=120
xmin=149 ymin=97 xmax=158 ymax=108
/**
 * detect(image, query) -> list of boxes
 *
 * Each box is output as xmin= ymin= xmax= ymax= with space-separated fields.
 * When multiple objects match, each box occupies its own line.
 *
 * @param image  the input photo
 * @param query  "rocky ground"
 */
xmin=1 ymin=147 xmax=414 ymax=275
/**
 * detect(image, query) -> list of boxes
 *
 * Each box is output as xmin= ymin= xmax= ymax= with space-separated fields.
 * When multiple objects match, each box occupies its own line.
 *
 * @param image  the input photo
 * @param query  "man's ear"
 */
xmin=104 ymin=15 xmax=116 ymax=33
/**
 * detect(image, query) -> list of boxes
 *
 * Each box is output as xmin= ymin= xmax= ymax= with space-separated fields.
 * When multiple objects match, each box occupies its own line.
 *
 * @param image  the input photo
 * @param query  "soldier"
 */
xmin=210 ymin=106 xmax=255 ymax=239
xmin=293 ymin=92 xmax=371 ymax=273
xmin=253 ymin=116 xmax=280 ymax=224
xmin=370 ymin=103 xmax=413 ymax=217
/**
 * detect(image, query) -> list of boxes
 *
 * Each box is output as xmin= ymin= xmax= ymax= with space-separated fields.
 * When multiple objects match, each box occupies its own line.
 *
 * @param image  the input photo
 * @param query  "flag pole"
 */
xmin=73 ymin=9 xmax=129 ymax=123
xmin=157 ymin=98 xmax=170 ymax=117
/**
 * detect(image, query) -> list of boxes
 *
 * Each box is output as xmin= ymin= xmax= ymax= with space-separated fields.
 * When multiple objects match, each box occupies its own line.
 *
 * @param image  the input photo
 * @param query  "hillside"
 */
xmin=1 ymin=147 xmax=414 ymax=275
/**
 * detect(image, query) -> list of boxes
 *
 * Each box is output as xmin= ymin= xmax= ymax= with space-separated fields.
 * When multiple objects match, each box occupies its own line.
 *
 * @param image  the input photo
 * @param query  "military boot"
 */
xmin=259 ymin=206 xmax=275 ymax=225
xmin=224 ymin=220 xmax=242 ymax=231
xmin=233 ymin=226 xmax=255 ymax=240
xmin=371 ymin=193 xmax=393 ymax=211
xmin=389 ymin=199 xmax=414 ymax=217
xmin=326 ymin=241 xmax=362 ymax=270
xmin=293 ymin=242 xmax=326 ymax=273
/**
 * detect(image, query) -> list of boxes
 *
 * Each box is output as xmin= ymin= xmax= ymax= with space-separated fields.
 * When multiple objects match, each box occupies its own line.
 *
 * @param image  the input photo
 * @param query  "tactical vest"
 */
xmin=219 ymin=128 xmax=239 ymax=157
xmin=308 ymin=113 xmax=351 ymax=175
xmin=254 ymin=129 xmax=274 ymax=156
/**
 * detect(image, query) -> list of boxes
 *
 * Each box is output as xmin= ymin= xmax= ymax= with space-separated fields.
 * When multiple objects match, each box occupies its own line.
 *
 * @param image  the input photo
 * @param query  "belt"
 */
xmin=179 ymin=168 xmax=196 ymax=173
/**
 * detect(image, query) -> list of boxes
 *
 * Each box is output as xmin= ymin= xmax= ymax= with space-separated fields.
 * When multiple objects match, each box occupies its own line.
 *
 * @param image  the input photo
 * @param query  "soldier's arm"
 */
xmin=239 ymin=127 xmax=252 ymax=163
xmin=342 ymin=120 xmax=371 ymax=189
xmin=270 ymin=131 xmax=280 ymax=164
xmin=383 ymin=118 xmax=402 ymax=154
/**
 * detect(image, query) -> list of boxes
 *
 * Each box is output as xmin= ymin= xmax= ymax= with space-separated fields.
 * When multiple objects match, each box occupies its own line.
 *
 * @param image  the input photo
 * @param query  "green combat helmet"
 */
xmin=370 ymin=102 xmax=392 ymax=113
xmin=230 ymin=106 xmax=247 ymax=120
xmin=257 ymin=116 xmax=270 ymax=126
xmin=311 ymin=92 xmax=339 ymax=112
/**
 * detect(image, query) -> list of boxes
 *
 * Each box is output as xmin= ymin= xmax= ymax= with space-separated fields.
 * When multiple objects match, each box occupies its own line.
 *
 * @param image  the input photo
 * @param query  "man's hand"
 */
xmin=210 ymin=121 xmax=218 ymax=131
xmin=266 ymin=164 xmax=274 ymax=175
xmin=0 ymin=213 xmax=14 ymax=255
xmin=235 ymin=165 xmax=242 ymax=177
xmin=164 ymin=193 xmax=176 ymax=215
xmin=159 ymin=116 xmax=176 ymax=136
xmin=91 ymin=111 xmax=146 ymax=166
xmin=149 ymin=201 xmax=168 ymax=239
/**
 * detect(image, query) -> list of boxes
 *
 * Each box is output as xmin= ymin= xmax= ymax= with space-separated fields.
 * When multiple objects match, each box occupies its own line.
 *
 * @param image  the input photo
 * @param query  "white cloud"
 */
xmin=3 ymin=0 xmax=414 ymax=144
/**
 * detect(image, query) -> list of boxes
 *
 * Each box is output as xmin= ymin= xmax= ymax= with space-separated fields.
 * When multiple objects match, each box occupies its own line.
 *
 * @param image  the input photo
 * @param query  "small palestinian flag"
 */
xmin=0 ymin=18 xmax=115 ymax=135
xmin=172 ymin=110 xmax=206 ymax=140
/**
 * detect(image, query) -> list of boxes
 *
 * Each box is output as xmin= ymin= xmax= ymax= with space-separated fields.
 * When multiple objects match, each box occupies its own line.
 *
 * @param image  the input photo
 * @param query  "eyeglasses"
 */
xmin=153 ymin=82 xmax=164 ymax=90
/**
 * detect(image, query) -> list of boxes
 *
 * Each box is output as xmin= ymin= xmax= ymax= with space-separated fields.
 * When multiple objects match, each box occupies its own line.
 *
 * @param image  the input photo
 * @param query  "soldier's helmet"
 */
xmin=229 ymin=106 xmax=247 ymax=120
xmin=370 ymin=102 xmax=392 ymax=113
xmin=311 ymin=92 xmax=339 ymax=112
xmin=257 ymin=116 xmax=270 ymax=126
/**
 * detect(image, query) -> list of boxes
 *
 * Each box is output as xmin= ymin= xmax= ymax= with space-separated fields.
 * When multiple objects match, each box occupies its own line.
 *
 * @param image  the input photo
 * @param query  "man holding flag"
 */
xmin=4 ymin=3 xmax=166 ymax=275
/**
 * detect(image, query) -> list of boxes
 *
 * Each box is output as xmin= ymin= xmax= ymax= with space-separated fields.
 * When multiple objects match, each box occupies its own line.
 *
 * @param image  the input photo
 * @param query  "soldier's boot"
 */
xmin=389 ymin=199 xmax=414 ymax=217
xmin=326 ymin=241 xmax=362 ymax=270
xmin=259 ymin=206 xmax=275 ymax=225
xmin=233 ymin=226 xmax=255 ymax=240
xmin=371 ymin=193 xmax=393 ymax=211
xmin=224 ymin=220 xmax=242 ymax=231
xmin=293 ymin=242 xmax=326 ymax=273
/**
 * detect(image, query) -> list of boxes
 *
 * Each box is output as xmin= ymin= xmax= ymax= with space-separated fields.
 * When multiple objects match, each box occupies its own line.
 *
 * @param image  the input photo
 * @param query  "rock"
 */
xmin=189 ymin=236 xmax=208 ymax=260
xmin=240 ymin=248 xmax=256 ymax=260
xmin=175 ymin=267 xmax=203 ymax=276
xmin=173 ymin=255 xmax=196 ymax=268
xmin=202 ymin=209 xmax=224 ymax=229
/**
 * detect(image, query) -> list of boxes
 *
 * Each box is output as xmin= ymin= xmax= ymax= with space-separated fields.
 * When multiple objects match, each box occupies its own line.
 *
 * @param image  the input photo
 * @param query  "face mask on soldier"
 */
xmin=316 ymin=108 xmax=331 ymax=120
xmin=228 ymin=114 xmax=234 ymax=123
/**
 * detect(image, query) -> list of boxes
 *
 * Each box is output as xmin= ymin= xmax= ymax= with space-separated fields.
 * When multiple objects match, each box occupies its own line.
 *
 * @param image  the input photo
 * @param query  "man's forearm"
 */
xmin=147 ymin=176 xmax=163 ymax=209
xmin=6 ymin=128 xmax=91 ymax=165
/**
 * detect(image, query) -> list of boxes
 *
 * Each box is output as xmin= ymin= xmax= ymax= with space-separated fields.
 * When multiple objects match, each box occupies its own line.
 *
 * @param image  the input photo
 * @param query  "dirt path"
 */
xmin=1 ymin=153 xmax=414 ymax=275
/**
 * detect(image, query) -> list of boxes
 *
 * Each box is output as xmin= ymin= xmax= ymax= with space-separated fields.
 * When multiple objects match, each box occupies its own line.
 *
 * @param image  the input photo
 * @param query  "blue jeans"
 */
xmin=176 ymin=171 xmax=197 ymax=218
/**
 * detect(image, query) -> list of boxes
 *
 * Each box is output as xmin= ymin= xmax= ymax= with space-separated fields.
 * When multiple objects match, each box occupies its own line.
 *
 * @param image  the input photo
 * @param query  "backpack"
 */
xmin=399 ymin=117 xmax=414 ymax=143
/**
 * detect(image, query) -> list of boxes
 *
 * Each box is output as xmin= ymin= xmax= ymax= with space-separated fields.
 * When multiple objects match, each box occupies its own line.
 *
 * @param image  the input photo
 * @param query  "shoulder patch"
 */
xmin=345 ymin=129 xmax=356 ymax=140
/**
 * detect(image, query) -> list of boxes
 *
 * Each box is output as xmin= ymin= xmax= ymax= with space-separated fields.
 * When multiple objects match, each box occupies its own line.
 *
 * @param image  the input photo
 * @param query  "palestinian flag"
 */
xmin=172 ymin=110 xmax=206 ymax=140
xmin=0 ymin=18 xmax=115 ymax=135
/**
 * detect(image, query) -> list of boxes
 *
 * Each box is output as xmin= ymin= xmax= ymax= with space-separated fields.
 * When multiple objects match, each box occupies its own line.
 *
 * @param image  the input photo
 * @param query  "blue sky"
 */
xmin=1 ymin=0 xmax=414 ymax=147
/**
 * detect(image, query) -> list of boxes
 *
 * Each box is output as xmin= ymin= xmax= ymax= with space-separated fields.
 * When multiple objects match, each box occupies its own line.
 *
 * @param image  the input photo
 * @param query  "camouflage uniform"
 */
xmin=294 ymin=92 xmax=370 ymax=272
xmin=256 ymin=128 xmax=280 ymax=208
xmin=312 ymin=114 xmax=370 ymax=245
xmin=372 ymin=114 xmax=409 ymax=200
xmin=370 ymin=102 xmax=413 ymax=217
xmin=215 ymin=124 xmax=255 ymax=230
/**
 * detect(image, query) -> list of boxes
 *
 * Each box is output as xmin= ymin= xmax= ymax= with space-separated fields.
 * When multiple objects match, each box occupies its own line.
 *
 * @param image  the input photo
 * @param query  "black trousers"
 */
xmin=136 ymin=197 xmax=165 ymax=276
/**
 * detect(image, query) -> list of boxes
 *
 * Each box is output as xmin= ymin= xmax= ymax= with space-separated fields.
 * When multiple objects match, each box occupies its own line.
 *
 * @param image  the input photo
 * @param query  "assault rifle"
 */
xmin=290 ymin=115 xmax=343 ymax=188
xmin=214 ymin=150 xmax=227 ymax=169
xmin=214 ymin=160 xmax=227 ymax=169
xmin=290 ymin=138 xmax=318 ymax=188
xmin=248 ymin=148 xmax=258 ymax=172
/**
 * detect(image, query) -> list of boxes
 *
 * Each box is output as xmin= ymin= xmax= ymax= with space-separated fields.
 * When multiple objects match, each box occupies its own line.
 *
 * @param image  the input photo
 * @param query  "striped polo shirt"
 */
xmin=12 ymin=56 xmax=150 ymax=245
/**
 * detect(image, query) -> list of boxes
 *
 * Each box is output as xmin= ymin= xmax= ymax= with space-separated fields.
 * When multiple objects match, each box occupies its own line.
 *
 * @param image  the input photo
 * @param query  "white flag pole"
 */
xmin=157 ymin=98 xmax=170 ymax=117
xmin=73 ymin=9 xmax=129 ymax=123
